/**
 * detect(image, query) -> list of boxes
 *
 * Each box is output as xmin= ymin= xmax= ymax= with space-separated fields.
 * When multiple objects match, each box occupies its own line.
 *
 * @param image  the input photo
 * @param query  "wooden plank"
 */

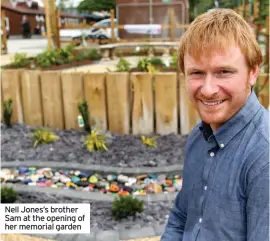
xmin=106 ymin=73 xmax=130 ymax=134
xmin=84 ymin=73 xmax=107 ymax=132
xmin=154 ymin=73 xmax=178 ymax=134
xmin=1 ymin=70 xmax=24 ymax=124
xmin=21 ymin=70 xmax=43 ymax=127
xmin=1 ymin=75 xmax=3 ymax=121
xmin=40 ymin=71 xmax=64 ymax=129
xmin=131 ymin=73 xmax=154 ymax=134
xmin=257 ymin=73 xmax=269 ymax=109
xmin=61 ymin=72 xmax=84 ymax=129
xmin=179 ymin=74 xmax=200 ymax=135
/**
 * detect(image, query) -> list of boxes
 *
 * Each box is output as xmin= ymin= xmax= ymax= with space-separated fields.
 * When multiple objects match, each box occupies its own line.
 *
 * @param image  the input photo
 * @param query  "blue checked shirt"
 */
xmin=161 ymin=90 xmax=269 ymax=241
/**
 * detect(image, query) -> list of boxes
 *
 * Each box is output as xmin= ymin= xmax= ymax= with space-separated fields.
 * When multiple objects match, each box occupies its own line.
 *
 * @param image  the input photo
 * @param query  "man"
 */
xmin=161 ymin=8 xmax=269 ymax=241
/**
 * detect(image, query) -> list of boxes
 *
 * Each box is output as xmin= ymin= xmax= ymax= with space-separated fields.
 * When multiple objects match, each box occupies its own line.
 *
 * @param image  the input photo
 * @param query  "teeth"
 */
xmin=202 ymin=100 xmax=223 ymax=106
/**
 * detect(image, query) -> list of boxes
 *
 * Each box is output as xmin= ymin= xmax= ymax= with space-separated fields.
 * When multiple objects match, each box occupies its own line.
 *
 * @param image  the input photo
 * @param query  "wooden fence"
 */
xmin=1 ymin=70 xmax=269 ymax=135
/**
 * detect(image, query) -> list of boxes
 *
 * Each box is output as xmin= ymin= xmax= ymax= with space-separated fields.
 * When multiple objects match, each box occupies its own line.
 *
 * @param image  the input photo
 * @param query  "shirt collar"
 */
xmin=199 ymin=90 xmax=262 ymax=148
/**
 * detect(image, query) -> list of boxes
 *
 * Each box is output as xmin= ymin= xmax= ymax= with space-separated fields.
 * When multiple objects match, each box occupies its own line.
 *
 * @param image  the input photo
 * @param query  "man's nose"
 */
xmin=200 ymin=74 xmax=219 ymax=97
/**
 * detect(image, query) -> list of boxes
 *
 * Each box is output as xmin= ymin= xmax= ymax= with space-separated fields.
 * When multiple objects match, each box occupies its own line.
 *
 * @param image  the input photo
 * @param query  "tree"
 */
xmin=57 ymin=0 xmax=69 ymax=11
xmin=77 ymin=0 xmax=116 ymax=12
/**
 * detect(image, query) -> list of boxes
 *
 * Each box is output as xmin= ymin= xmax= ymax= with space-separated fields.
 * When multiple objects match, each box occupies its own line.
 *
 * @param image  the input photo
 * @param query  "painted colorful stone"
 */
xmin=107 ymin=174 xmax=117 ymax=182
xmin=109 ymin=183 xmax=120 ymax=193
xmin=89 ymin=175 xmax=98 ymax=183
xmin=71 ymin=176 xmax=80 ymax=183
xmin=19 ymin=167 xmax=29 ymax=174
xmin=0 ymin=167 xmax=182 ymax=195
xmin=117 ymin=174 xmax=129 ymax=183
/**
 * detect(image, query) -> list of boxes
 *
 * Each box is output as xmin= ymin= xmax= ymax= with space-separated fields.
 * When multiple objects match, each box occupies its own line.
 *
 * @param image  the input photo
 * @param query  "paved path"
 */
xmin=1 ymin=234 xmax=161 ymax=241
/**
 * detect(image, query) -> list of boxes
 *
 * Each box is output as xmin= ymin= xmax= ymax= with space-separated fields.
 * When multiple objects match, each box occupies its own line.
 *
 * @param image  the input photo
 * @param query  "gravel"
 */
xmin=15 ymin=191 xmax=174 ymax=232
xmin=1 ymin=123 xmax=188 ymax=167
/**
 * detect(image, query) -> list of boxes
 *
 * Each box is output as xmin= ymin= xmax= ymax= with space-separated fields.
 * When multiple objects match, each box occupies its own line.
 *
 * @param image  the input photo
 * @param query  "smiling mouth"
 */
xmin=201 ymin=100 xmax=225 ymax=106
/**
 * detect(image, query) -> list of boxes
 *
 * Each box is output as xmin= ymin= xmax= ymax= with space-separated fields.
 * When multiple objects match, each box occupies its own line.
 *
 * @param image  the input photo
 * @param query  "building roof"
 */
xmin=1 ymin=1 xmax=83 ymax=18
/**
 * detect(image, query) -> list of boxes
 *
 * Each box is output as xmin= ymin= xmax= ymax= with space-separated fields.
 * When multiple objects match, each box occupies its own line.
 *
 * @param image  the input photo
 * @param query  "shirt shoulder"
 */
xmin=251 ymin=107 xmax=269 ymax=144
xmin=185 ymin=121 xmax=202 ymax=153
xmin=244 ymin=107 xmax=269 ymax=182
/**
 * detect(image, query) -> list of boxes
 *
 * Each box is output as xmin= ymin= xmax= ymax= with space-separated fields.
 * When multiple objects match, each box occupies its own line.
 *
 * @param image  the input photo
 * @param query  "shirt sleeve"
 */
xmin=160 ymin=188 xmax=188 ymax=241
xmin=246 ymin=160 xmax=269 ymax=241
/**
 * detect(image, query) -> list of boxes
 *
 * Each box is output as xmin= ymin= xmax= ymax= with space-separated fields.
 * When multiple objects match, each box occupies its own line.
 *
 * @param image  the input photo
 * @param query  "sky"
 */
xmin=32 ymin=0 xmax=84 ymax=8
xmin=55 ymin=0 xmax=84 ymax=7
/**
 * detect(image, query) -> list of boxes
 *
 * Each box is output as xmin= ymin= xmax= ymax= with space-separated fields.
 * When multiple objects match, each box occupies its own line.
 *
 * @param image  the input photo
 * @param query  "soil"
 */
xmin=1 ymin=123 xmax=188 ymax=168
xmin=14 ymin=191 xmax=173 ymax=232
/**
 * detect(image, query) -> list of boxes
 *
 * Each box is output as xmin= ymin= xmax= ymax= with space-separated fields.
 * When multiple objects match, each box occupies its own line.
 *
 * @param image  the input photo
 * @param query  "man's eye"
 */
xmin=217 ymin=70 xmax=232 ymax=75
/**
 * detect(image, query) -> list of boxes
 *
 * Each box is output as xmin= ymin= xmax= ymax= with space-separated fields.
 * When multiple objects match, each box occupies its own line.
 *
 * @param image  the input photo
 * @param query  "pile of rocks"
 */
xmin=1 ymin=167 xmax=182 ymax=195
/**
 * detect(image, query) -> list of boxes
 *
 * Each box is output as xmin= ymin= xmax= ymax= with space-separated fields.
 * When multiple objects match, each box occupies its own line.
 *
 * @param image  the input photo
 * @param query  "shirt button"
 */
xmin=220 ymin=143 xmax=225 ymax=148
xmin=204 ymin=186 xmax=207 ymax=191
xmin=210 ymin=152 xmax=215 ymax=157
xmin=199 ymin=218 xmax=203 ymax=223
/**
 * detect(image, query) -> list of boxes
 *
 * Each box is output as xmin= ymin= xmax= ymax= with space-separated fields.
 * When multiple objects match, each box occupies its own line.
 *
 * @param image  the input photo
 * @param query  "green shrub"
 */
xmin=1 ymin=186 xmax=17 ymax=203
xmin=83 ymin=49 xmax=102 ymax=60
xmin=30 ymin=128 xmax=59 ymax=148
xmin=75 ymin=51 xmax=86 ymax=62
xmin=58 ymin=43 xmax=75 ymax=63
xmin=77 ymin=99 xmax=91 ymax=132
xmin=36 ymin=49 xmax=58 ymax=68
xmin=116 ymin=57 xmax=131 ymax=72
xmin=83 ymin=130 xmax=108 ymax=152
xmin=137 ymin=58 xmax=151 ymax=71
xmin=170 ymin=52 xmax=178 ymax=68
xmin=149 ymin=57 xmax=164 ymax=66
xmin=141 ymin=135 xmax=157 ymax=147
xmin=112 ymin=195 xmax=144 ymax=220
xmin=10 ymin=53 xmax=30 ymax=68
xmin=3 ymin=98 xmax=13 ymax=128
xmin=137 ymin=57 xmax=161 ymax=73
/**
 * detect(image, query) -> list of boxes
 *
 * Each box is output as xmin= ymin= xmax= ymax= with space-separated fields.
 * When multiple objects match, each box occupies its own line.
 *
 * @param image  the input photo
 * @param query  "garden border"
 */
xmin=1 ymin=161 xmax=183 ymax=175
xmin=3 ymin=182 xmax=170 ymax=240
xmin=1 ymin=160 xmax=180 ymax=240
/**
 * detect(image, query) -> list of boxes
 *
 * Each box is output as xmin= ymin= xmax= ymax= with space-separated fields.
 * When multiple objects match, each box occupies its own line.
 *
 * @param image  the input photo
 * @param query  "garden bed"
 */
xmin=1 ymin=123 xmax=187 ymax=167
xmin=14 ymin=191 xmax=172 ymax=232
xmin=1 ymin=44 xmax=102 ymax=71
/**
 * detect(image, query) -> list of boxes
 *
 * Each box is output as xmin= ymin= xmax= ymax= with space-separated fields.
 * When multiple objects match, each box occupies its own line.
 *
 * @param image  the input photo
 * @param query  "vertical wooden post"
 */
xmin=44 ymin=0 xmax=52 ymax=49
xmin=44 ymin=0 xmax=57 ymax=49
xmin=1 ymin=9 xmax=7 ymax=54
xmin=265 ymin=16 xmax=269 ymax=73
xmin=55 ymin=9 xmax=61 ymax=48
xmin=242 ymin=0 xmax=246 ymax=20
xmin=110 ymin=9 xmax=115 ymax=42
xmin=169 ymin=8 xmax=175 ymax=41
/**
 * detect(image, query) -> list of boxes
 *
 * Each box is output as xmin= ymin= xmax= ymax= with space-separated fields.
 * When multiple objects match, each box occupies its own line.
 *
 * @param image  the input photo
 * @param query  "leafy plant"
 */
xmin=1 ymin=186 xmax=17 ymax=203
xmin=36 ymin=49 xmax=58 ymax=68
xmin=75 ymin=51 xmax=86 ymax=62
xmin=116 ymin=57 xmax=131 ymax=72
xmin=58 ymin=43 xmax=75 ymax=63
xmin=3 ymin=99 xmax=13 ymax=128
xmin=147 ymin=64 xmax=159 ymax=74
xmin=112 ymin=195 xmax=144 ymax=220
xmin=83 ymin=130 xmax=108 ymax=152
xmin=141 ymin=136 xmax=157 ymax=148
xmin=10 ymin=53 xmax=30 ymax=68
xmin=149 ymin=57 xmax=164 ymax=66
xmin=87 ymin=49 xmax=102 ymax=60
xmin=77 ymin=99 xmax=91 ymax=132
xmin=170 ymin=52 xmax=178 ymax=69
xmin=30 ymin=128 xmax=59 ymax=148
xmin=137 ymin=57 xmax=160 ymax=73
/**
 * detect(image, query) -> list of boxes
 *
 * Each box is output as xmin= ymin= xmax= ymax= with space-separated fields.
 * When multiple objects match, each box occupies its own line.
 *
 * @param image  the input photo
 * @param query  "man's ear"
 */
xmin=249 ymin=65 xmax=260 ymax=86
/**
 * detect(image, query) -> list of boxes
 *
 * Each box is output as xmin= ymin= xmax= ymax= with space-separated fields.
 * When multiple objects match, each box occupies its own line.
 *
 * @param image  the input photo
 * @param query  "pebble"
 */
xmin=0 ymin=167 xmax=182 ymax=196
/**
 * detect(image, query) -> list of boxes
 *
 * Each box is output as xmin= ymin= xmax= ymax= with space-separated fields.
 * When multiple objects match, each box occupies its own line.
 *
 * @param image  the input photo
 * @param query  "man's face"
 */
xmin=184 ymin=45 xmax=259 ymax=131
